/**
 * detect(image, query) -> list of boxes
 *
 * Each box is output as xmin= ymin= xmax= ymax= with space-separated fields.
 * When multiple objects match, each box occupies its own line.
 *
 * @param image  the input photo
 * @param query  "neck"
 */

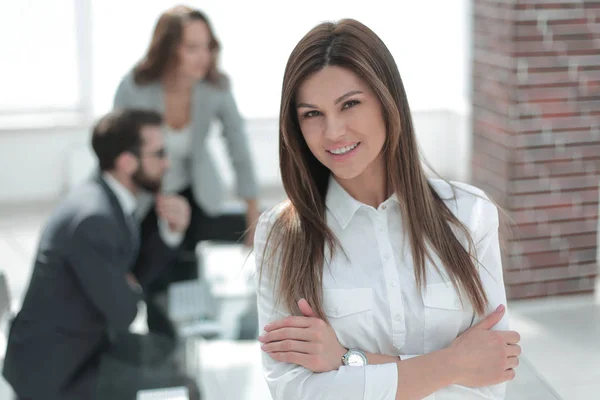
xmin=335 ymin=156 xmax=389 ymax=208
xmin=106 ymin=170 xmax=138 ymax=197
xmin=162 ymin=70 xmax=195 ymax=93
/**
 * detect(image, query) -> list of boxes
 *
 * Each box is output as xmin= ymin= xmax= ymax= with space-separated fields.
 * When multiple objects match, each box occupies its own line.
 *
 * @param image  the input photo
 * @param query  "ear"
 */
xmin=114 ymin=152 xmax=138 ymax=175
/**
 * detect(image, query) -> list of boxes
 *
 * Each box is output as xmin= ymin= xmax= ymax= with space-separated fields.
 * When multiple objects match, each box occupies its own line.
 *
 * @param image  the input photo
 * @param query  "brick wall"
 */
xmin=471 ymin=0 xmax=600 ymax=299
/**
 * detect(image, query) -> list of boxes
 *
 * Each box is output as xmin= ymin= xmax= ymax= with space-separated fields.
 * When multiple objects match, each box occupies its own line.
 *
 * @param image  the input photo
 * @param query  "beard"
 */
xmin=132 ymin=166 xmax=162 ymax=193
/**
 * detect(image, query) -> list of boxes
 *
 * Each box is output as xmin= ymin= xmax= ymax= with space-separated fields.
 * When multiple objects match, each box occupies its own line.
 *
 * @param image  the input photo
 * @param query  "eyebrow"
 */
xmin=296 ymin=90 xmax=363 ymax=109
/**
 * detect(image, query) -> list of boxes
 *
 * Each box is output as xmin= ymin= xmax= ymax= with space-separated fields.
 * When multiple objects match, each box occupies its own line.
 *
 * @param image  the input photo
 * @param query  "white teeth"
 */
xmin=329 ymin=143 xmax=358 ymax=155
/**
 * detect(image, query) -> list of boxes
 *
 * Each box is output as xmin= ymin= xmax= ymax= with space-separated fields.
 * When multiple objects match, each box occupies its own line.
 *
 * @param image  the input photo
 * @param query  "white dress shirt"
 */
xmin=102 ymin=173 xmax=183 ymax=247
xmin=254 ymin=177 xmax=509 ymax=400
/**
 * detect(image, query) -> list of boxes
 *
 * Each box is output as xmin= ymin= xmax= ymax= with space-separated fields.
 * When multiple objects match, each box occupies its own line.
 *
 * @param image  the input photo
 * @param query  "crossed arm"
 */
xmin=254 ymin=208 xmax=520 ymax=400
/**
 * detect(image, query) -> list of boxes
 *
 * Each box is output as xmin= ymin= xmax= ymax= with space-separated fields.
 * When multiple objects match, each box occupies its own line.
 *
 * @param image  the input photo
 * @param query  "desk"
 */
xmin=195 ymin=340 xmax=272 ymax=400
xmin=199 ymin=243 xmax=257 ymax=340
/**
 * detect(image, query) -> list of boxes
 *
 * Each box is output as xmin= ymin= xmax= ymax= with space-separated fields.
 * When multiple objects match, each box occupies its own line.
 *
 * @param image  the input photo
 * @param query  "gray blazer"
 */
xmin=114 ymin=72 xmax=258 ymax=216
xmin=3 ymin=175 xmax=178 ymax=399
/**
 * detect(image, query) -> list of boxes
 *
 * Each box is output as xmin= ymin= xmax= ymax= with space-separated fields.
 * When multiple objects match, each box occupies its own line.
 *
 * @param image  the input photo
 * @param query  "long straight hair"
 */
xmin=133 ymin=5 xmax=224 ymax=87
xmin=261 ymin=19 xmax=490 ymax=320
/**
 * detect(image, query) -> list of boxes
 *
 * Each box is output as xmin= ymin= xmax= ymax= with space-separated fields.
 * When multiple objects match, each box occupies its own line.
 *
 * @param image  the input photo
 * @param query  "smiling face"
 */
xmin=295 ymin=65 xmax=387 ymax=185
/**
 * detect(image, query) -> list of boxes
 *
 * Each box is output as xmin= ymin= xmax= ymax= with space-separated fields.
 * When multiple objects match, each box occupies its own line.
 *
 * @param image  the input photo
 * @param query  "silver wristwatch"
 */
xmin=341 ymin=349 xmax=368 ymax=366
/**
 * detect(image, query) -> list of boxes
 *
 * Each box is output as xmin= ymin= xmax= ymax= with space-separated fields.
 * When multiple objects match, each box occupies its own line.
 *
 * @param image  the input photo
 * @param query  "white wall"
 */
xmin=0 ymin=125 xmax=87 ymax=204
xmin=0 ymin=109 xmax=470 ymax=205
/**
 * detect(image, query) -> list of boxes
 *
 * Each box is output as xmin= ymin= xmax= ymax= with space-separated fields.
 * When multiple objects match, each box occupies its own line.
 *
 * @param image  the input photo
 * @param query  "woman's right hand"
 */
xmin=449 ymin=305 xmax=521 ymax=387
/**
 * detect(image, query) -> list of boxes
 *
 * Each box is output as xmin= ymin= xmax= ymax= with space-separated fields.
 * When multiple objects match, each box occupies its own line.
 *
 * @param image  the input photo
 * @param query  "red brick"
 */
xmin=472 ymin=165 xmax=512 ymax=194
xmin=473 ymin=0 xmax=599 ymax=299
xmin=512 ymin=143 xmax=600 ymax=163
xmin=509 ymin=231 xmax=597 ymax=254
xmin=519 ymin=86 xmax=579 ymax=102
xmin=547 ymin=24 xmax=598 ymax=36
xmin=505 ymin=276 xmax=596 ymax=298
xmin=510 ymin=173 xmax=599 ymax=194
xmin=515 ymin=0 xmax=582 ymax=4
xmin=582 ymin=80 xmax=600 ymax=95
xmin=517 ymin=101 xmax=599 ymax=119
xmin=515 ymin=2 xmax=582 ymax=10
xmin=512 ymin=157 xmax=600 ymax=179
xmin=510 ymin=218 xmax=598 ymax=239
xmin=508 ymin=246 xmax=597 ymax=269
xmin=511 ymin=203 xmax=599 ymax=224
xmin=472 ymin=151 xmax=511 ymax=176
xmin=474 ymin=49 xmax=516 ymax=69
xmin=507 ymin=187 xmax=599 ymax=210
xmin=514 ymin=129 xmax=593 ymax=148
xmin=474 ymin=2 xmax=516 ymax=22
xmin=525 ymin=55 xmax=600 ymax=70
xmin=517 ymin=114 xmax=594 ymax=133
xmin=518 ymin=70 xmax=578 ymax=86
xmin=562 ymin=39 xmax=600 ymax=54
xmin=473 ymin=133 xmax=512 ymax=156
xmin=504 ymin=262 xmax=598 ymax=284
xmin=473 ymin=92 xmax=515 ymax=115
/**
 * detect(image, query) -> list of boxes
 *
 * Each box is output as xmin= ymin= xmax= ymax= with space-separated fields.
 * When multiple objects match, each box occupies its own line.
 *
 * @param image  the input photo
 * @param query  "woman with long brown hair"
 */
xmin=255 ymin=19 xmax=520 ymax=400
xmin=114 ymin=5 xmax=259 ymax=335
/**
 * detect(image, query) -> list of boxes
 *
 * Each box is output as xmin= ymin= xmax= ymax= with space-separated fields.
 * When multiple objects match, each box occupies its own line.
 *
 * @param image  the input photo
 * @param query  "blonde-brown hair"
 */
xmin=260 ymin=19 xmax=491 ymax=320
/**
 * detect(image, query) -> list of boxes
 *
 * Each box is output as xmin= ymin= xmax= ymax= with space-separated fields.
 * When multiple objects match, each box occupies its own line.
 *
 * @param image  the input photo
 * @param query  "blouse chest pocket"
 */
xmin=323 ymin=288 xmax=373 ymax=349
xmin=422 ymin=282 xmax=473 ymax=353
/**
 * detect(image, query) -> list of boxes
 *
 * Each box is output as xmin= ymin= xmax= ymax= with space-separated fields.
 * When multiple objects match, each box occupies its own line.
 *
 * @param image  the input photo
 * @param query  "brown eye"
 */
xmin=303 ymin=110 xmax=321 ymax=118
xmin=342 ymin=99 xmax=360 ymax=109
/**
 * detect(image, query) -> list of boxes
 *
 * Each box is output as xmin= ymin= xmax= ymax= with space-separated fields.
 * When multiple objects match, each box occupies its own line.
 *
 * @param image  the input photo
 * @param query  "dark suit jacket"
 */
xmin=2 ymin=175 xmax=178 ymax=399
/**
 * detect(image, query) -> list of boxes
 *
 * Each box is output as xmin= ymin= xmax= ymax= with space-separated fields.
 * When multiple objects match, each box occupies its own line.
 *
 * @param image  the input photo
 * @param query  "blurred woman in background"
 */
xmin=114 ymin=4 xmax=259 ymax=335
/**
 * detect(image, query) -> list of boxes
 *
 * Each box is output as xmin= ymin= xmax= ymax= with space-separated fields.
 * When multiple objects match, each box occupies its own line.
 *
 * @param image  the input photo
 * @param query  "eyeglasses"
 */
xmin=139 ymin=147 xmax=167 ymax=159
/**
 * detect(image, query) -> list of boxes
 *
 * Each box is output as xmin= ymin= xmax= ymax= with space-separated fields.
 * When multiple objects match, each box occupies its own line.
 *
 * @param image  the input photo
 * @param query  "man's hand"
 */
xmin=259 ymin=298 xmax=347 ymax=372
xmin=156 ymin=194 xmax=191 ymax=233
xmin=125 ymin=273 xmax=142 ymax=294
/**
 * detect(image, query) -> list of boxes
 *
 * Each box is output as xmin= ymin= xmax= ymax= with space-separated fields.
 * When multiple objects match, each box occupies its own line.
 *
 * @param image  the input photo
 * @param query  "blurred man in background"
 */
xmin=3 ymin=109 xmax=200 ymax=400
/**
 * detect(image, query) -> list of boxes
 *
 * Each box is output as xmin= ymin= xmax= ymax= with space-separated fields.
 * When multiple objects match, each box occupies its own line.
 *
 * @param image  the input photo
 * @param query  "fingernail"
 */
xmin=264 ymin=323 xmax=273 ymax=331
xmin=258 ymin=335 xmax=265 ymax=342
xmin=496 ymin=304 xmax=505 ymax=313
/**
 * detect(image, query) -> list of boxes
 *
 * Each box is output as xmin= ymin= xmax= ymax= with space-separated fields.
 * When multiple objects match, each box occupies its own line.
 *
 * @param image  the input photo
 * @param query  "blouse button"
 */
xmin=395 ymin=314 xmax=402 ymax=321
xmin=334 ymin=308 xmax=340 ymax=316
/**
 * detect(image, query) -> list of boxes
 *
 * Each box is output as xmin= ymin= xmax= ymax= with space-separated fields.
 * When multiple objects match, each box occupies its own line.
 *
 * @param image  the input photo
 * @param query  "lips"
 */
xmin=327 ymin=142 xmax=360 ymax=155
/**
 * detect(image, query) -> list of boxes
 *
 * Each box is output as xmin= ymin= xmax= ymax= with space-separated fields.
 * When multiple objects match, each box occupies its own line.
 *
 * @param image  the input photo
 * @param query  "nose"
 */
xmin=324 ymin=115 xmax=346 ymax=141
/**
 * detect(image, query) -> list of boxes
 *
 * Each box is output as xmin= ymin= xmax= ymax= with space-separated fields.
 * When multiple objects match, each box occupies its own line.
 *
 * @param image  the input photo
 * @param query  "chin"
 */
xmin=193 ymin=70 xmax=208 ymax=79
xmin=330 ymin=167 xmax=364 ymax=182
xmin=137 ymin=179 xmax=161 ymax=194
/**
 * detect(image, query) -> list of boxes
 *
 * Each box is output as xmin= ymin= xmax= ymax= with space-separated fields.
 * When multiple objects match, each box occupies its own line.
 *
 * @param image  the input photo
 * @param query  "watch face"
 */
xmin=347 ymin=352 xmax=366 ymax=366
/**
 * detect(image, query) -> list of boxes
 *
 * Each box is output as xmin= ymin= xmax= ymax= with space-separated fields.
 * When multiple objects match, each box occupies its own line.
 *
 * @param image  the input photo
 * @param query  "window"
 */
xmin=0 ymin=0 xmax=81 ymax=113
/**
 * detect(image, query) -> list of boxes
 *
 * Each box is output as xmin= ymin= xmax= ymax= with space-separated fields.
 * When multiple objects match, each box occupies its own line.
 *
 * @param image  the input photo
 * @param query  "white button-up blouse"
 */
xmin=254 ymin=177 xmax=509 ymax=400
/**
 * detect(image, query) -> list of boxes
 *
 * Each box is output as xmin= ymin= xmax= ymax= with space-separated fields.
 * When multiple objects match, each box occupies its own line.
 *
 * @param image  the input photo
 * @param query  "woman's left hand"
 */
xmin=259 ymin=299 xmax=347 ymax=373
